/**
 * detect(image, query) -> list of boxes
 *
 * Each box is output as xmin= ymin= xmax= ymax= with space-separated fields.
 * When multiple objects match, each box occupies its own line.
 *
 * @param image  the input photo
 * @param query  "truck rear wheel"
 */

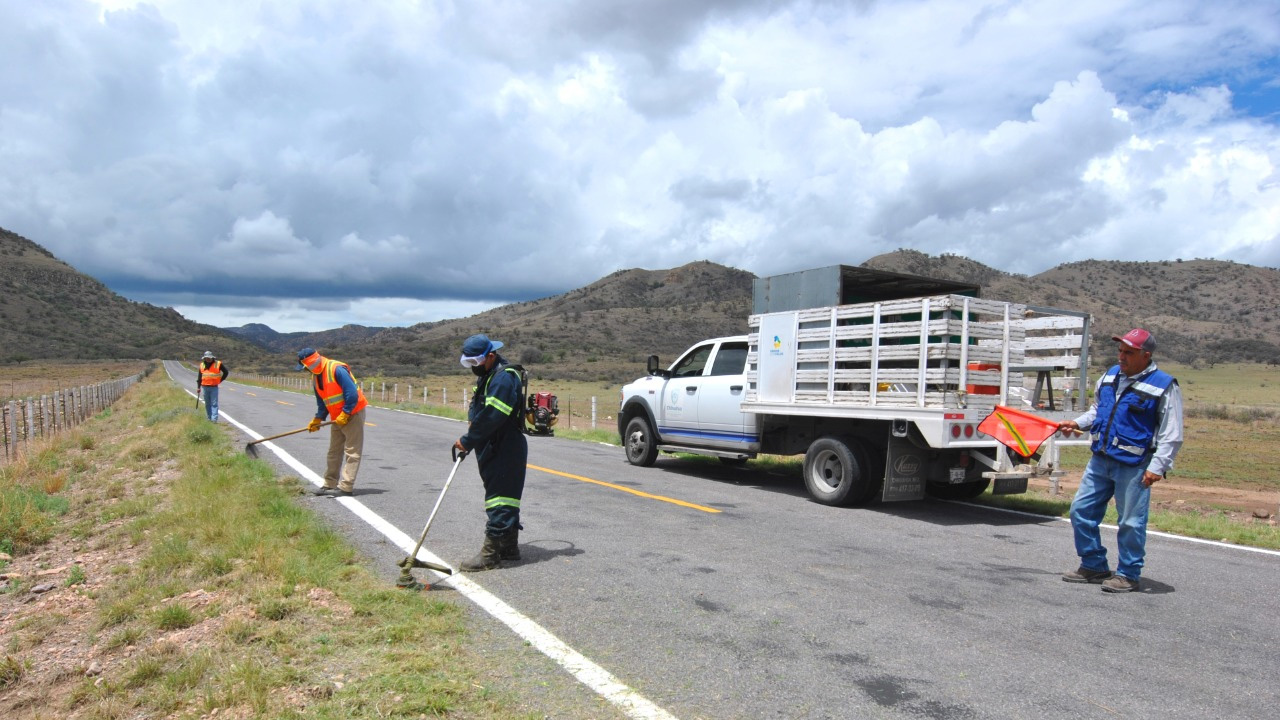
xmin=803 ymin=437 xmax=871 ymax=506
xmin=624 ymin=416 xmax=659 ymax=467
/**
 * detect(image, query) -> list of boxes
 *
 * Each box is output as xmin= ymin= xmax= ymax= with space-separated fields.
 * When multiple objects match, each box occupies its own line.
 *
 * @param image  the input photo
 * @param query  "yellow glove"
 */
xmin=307 ymin=418 xmax=323 ymax=432
xmin=334 ymin=412 xmax=350 ymax=427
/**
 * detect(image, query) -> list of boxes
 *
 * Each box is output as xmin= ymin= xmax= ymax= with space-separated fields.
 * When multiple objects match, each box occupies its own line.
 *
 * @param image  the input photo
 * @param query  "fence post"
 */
xmin=591 ymin=396 xmax=597 ymax=429
xmin=8 ymin=400 xmax=20 ymax=456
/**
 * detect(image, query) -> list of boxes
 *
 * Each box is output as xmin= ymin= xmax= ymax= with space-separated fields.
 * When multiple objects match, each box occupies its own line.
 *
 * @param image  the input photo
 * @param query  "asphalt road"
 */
xmin=169 ymin=362 xmax=1280 ymax=720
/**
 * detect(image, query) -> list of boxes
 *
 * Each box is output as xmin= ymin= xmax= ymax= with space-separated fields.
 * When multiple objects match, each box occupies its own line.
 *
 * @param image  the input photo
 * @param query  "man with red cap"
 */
xmin=297 ymin=347 xmax=368 ymax=498
xmin=1057 ymin=329 xmax=1183 ymax=593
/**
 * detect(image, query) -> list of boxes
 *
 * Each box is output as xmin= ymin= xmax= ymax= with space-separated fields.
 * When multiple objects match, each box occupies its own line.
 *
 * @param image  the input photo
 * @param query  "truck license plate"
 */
xmin=949 ymin=467 xmax=966 ymax=483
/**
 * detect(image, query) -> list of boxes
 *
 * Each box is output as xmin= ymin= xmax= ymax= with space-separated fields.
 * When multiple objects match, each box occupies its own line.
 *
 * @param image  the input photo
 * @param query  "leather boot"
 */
xmin=498 ymin=528 xmax=520 ymax=562
xmin=460 ymin=534 xmax=502 ymax=572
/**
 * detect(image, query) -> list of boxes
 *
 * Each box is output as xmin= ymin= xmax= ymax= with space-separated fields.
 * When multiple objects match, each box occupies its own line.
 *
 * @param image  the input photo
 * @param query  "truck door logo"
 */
xmin=770 ymin=335 xmax=784 ymax=356
xmin=669 ymin=389 xmax=681 ymax=408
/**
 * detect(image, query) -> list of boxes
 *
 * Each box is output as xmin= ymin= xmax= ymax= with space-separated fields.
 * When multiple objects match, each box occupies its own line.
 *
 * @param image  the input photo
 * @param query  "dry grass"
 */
xmin=0 ymin=361 xmax=149 ymax=403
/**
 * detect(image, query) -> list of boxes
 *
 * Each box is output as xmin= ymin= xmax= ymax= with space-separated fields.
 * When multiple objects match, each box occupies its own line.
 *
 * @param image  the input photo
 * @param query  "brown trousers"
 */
xmin=323 ymin=409 xmax=365 ymax=492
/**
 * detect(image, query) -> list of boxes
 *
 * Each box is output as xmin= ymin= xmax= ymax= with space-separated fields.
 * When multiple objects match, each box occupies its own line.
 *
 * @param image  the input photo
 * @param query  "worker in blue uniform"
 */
xmin=453 ymin=334 xmax=527 ymax=571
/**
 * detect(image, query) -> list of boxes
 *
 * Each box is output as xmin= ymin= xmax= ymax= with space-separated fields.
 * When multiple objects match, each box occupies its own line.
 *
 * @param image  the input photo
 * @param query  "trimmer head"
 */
xmin=396 ymin=567 xmax=429 ymax=591
xmin=396 ymin=556 xmax=453 ymax=591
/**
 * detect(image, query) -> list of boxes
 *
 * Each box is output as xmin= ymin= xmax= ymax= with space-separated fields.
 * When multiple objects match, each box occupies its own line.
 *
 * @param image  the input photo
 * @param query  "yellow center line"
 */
xmin=275 ymin=401 xmax=294 ymax=406
xmin=528 ymin=463 xmax=721 ymax=514
xmin=245 ymin=391 xmax=257 ymax=397
xmin=366 ymin=422 xmax=376 ymax=427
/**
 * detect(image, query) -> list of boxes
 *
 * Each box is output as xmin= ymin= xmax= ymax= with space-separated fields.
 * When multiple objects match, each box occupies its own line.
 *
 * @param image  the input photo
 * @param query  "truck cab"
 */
xmin=619 ymin=336 xmax=757 ymax=465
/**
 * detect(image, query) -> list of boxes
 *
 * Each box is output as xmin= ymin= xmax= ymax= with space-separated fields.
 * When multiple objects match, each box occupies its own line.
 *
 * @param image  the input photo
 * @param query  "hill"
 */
xmin=863 ymin=250 xmax=1280 ymax=367
xmin=309 ymin=261 xmax=756 ymax=382
xmin=223 ymin=322 xmax=386 ymax=354
xmin=0 ymin=227 xmax=267 ymax=365
xmin=272 ymin=252 xmax=1280 ymax=383
xmin=4 ymin=223 xmax=1277 ymax=380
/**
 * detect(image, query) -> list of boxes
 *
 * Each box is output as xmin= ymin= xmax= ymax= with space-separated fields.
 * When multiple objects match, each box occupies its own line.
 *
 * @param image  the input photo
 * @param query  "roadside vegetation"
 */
xmin=0 ymin=375 xmax=582 ymax=719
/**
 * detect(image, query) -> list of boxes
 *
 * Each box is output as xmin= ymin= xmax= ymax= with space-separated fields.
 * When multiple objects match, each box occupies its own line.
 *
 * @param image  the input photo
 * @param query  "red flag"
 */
xmin=977 ymin=405 xmax=1060 ymax=457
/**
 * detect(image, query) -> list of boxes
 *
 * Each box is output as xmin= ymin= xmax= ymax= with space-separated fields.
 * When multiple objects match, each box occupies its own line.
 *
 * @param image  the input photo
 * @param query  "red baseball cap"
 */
xmin=1112 ymin=328 xmax=1156 ymax=352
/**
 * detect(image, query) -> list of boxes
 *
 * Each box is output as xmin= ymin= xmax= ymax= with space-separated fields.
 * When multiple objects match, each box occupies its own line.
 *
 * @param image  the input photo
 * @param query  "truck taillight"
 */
xmin=950 ymin=424 xmax=962 ymax=439
xmin=964 ymin=424 xmax=974 ymax=438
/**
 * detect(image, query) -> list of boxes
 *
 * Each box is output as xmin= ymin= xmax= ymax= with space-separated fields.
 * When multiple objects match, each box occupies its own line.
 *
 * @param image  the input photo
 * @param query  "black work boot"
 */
xmin=498 ymin=528 xmax=520 ymax=562
xmin=460 ymin=535 xmax=502 ymax=572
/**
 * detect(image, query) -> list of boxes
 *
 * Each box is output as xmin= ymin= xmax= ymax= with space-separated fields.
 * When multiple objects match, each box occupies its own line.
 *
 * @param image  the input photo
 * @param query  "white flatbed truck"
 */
xmin=618 ymin=265 xmax=1091 ymax=505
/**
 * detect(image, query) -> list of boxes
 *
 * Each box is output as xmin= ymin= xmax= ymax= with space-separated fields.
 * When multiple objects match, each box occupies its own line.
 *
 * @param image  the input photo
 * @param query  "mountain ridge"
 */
xmin=4 ymin=225 xmax=1277 ymax=382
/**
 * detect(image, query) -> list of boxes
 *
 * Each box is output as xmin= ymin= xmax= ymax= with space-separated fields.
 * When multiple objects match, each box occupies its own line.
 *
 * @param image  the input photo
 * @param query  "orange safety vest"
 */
xmin=199 ymin=360 xmax=224 ymax=386
xmin=314 ymin=359 xmax=368 ymax=419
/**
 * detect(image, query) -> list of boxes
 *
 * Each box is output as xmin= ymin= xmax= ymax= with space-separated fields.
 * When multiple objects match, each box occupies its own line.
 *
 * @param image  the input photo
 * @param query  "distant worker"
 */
xmin=453 ymin=334 xmax=527 ymax=571
xmin=196 ymin=351 xmax=229 ymax=422
xmin=1057 ymin=329 xmax=1183 ymax=593
xmin=297 ymin=348 xmax=368 ymax=498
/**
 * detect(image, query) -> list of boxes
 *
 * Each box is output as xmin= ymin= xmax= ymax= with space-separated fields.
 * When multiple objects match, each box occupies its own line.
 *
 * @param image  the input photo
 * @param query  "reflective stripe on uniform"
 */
xmin=1132 ymin=379 xmax=1169 ymax=396
xmin=485 ymin=395 xmax=514 ymax=416
xmin=485 ymin=496 xmax=520 ymax=509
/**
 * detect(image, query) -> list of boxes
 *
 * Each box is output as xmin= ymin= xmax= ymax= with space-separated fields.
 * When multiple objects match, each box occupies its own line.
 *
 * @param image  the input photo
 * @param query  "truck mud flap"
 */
xmin=882 ymin=435 xmax=926 ymax=502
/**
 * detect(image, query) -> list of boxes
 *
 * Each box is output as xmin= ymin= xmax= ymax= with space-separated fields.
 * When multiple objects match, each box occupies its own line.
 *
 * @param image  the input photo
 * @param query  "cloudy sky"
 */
xmin=2 ymin=0 xmax=1278 ymax=332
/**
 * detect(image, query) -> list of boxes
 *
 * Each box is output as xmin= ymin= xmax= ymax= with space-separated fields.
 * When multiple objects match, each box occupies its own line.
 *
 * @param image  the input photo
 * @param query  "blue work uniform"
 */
xmin=458 ymin=359 xmax=528 ymax=537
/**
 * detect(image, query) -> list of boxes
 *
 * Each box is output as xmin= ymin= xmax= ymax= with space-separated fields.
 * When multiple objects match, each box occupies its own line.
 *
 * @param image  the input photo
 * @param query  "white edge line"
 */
xmin=953 ymin=500 xmax=1280 ymax=557
xmin=170 ymin=369 xmax=678 ymax=720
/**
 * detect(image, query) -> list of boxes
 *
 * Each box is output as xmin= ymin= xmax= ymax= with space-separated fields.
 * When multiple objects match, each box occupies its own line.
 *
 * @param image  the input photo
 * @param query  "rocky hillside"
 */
xmin=4 ymin=223 xmax=1276 ymax=380
xmin=0 ymin=228 xmax=265 ymax=364
xmin=313 ymin=261 xmax=756 ymax=382
xmin=864 ymin=250 xmax=1280 ymax=366
xmin=224 ymin=323 xmax=386 ymax=354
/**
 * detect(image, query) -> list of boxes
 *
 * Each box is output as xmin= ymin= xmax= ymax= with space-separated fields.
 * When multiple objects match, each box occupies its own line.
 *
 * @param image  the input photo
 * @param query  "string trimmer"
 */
xmin=396 ymin=447 xmax=467 ymax=590
xmin=244 ymin=422 xmax=333 ymax=458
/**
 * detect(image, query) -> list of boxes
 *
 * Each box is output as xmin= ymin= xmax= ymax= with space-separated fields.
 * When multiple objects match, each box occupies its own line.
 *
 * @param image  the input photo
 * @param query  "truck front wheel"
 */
xmin=803 ymin=437 xmax=870 ymax=506
xmin=624 ymin=416 xmax=659 ymax=467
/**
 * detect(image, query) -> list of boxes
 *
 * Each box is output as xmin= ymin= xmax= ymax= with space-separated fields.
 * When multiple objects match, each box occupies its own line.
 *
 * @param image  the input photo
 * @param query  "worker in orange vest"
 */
xmin=196 ymin=351 xmax=229 ymax=422
xmin=297 ymin=348 xmax=368 ymax=498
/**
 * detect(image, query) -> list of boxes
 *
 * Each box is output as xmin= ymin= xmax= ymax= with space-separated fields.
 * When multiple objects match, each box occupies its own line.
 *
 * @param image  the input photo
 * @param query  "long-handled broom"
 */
xmin=396 ymin=448 xmax=467 ymax=590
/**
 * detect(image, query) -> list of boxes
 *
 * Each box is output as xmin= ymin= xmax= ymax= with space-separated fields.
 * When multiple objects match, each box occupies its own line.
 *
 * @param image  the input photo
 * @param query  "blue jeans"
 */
xmin=1070 ymin=454 xmax=1151 ymax=580
xmin=201 ymin=386 xmax=219 ymax=422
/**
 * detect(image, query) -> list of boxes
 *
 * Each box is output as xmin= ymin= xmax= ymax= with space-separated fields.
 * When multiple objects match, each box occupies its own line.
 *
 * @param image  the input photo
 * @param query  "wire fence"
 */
xmin=1 ymin=369 xmax=148 ymax=464
xmin=235 ymin=372 xmax=606 ymax=432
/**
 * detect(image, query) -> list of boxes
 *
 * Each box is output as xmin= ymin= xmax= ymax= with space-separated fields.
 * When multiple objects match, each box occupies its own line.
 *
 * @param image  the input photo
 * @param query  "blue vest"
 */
xmin=1090 ymin=365 xmax=1177 ymax=465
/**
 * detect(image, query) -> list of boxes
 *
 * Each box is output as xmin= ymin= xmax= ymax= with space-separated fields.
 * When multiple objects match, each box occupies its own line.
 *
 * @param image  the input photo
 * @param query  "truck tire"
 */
xmin=803 ymin=437 xmax=870 ymax=506
xmin=624 ymin=416 xmax=659 ymax=467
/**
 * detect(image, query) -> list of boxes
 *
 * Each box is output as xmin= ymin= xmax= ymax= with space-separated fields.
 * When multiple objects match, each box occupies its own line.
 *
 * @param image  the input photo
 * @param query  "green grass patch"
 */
xmin=2 ymin=374 xmax=551 ymax=719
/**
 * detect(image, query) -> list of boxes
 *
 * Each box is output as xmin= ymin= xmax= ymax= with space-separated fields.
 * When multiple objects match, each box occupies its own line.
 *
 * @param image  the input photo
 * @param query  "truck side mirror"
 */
xmin=646 ymin=355 xmax=660 ymax=376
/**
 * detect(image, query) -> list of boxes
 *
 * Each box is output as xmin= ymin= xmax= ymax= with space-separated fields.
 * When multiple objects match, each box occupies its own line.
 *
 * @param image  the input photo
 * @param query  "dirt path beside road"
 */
xmin=1029 ymin=472 xmax=1279 ymax=523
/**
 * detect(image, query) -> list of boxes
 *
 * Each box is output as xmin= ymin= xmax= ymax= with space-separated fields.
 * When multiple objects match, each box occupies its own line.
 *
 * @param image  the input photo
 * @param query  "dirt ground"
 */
xmin=1029 ymin=470 xmax=1279 ymax=524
